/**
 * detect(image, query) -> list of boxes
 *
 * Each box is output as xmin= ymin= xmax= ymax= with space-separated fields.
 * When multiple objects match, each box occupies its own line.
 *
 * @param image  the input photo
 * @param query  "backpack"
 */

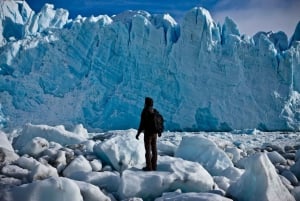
xmin=152 ymin=109 xmax=164 ymax=134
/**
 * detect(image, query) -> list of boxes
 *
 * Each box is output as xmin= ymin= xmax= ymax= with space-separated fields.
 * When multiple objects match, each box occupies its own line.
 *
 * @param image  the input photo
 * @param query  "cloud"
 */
xmin=210 ymin=0 xmax=300 ymax=37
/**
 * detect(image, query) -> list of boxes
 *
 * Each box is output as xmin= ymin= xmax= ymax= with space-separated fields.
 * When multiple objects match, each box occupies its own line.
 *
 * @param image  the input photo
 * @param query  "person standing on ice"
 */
xmin=136 ymin=97 xmax=163 ymax=171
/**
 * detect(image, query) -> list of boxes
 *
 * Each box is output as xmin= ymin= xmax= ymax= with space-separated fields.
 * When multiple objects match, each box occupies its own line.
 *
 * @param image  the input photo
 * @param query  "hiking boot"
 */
xmin=142 ymin=167 xmax=152 ymax=171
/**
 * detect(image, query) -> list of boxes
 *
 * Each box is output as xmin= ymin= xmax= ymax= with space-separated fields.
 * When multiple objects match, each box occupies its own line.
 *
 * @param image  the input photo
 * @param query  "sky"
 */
xmin=25 ymin=0 xmax=300 ymax=37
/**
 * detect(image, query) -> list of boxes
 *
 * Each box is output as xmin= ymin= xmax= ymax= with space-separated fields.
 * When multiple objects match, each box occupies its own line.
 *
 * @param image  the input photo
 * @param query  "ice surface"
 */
xmin=0 ymin=1 xmax=300 ymax=131
xmin=74 ymin=180 xmax=111 ymax=201
xmin=116 ymin=154 xmax=220 ymax=200
xmin=227 ymin=153 xmax=295 ymax=201
xmin=20 ymin=137 xmax=49 ymax=157
xmin=0 ymin=131 xmax=14 ymax=152
xmin=12 ymin=124 xmax=86 ymax=151
xmin=155 ymin=191 xmax=233 ymax=201
xmin=175 ymin=135 xmax=233 ymax=175
xmin=0 ymin=132 xmax=19 ymax=166
xmin=14 ymin=156 xmax=58 ymax=182
xmin=0 ymin=177 xmax=83 ymax=201
xmin=292 ymin=186 xmax=300 ymax=201
xmin=118 ymin=169 xmax=171 ymax=200
xmin=93 ymin=129 xmax=145 ymax=171
xmin=157 ymin=155 xmax=214 ymax=192
xmin=1 ymin=126 xmax=300 ymax=200
xmin=63 ymin=155 xmax=92 ymax=178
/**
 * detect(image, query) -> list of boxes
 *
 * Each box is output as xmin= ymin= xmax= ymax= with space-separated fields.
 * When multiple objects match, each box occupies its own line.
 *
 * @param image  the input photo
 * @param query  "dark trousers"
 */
xmin=144 ymin=133 xmax=157 ymax=170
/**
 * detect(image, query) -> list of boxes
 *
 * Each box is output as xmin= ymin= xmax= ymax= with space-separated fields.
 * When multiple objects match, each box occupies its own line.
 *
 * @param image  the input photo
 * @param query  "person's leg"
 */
xmin=144 ymin=134 xmax=152 ymax=171
xmin=150 ymin=134 xmax=158 ymax=170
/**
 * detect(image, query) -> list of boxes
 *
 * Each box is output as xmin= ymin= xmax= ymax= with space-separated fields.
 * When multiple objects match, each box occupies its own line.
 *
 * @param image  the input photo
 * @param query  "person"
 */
xmin=136 ymin=97 xmax=159 ymax=171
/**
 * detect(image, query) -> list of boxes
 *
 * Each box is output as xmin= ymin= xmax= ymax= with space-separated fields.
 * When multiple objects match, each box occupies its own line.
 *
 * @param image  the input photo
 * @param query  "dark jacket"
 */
xmin=137 ymin=106 xmax=156 ymax=135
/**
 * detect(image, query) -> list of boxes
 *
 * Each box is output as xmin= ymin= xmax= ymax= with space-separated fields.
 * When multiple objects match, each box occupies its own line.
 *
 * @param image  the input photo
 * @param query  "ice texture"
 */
xmin=175 ymin=135 xmax=233 ymax=176
xmin=227 ymin=153 xmax=296 ymax=201
xmin=0 ymin=1 xmax=300 ymax=131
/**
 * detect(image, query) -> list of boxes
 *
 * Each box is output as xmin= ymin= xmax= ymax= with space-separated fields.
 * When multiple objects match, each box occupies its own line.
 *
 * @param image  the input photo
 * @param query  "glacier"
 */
xmin=0 ymin=1 xmax=300 ymax=132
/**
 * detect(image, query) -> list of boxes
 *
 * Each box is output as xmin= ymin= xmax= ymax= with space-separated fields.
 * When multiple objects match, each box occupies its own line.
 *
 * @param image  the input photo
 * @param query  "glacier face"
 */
xmin=0 ymin=1 xmax=300 ymax=131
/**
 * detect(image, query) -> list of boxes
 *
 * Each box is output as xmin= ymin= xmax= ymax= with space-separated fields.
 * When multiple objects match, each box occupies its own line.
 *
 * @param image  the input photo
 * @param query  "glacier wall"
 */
xmin=0 ymin=1 xmax=300 ymax=131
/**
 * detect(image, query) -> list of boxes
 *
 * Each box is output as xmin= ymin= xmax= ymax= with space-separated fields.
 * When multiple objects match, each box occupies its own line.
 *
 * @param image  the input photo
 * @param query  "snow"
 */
xmin=1 ymin=125 xmax=300 ymax=200
xmin=0 ymin=1 xmax=300 ymax=132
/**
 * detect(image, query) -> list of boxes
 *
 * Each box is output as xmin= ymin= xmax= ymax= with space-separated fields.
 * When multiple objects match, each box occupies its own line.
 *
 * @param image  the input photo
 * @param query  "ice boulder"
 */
xmin=220 ymin=166 xmax=244 ymax=181
xmin=175 ymin=136 xmax=233 ymax=175
xmin=0 ymin=147 xmax=19 ymax=167
xmin=213 ymin=176 xmax=231 ymax=192
xmin=267 ymin=151 xmax=287 ymax=165
xmin=119 ymin=155 xmax=215 ymax=200
xmin=20 ymin=137 xmax=49 ymax=157
xmin=291 ymin=159 xmax=300 ymax=180
xmin=227 ymin=152 xmax=295 ymax=201
xmin=0 ymin=131 xmax=14 ymax=152
xmin=13 ymin=124 xmax=86 ymax=151
xmin=67 ymin=171 xmax=121 ymax=193
xmin=118 ymin=169 xmax=171 ymax=200
xmin=90 ymin=159 xmax=102 ymax=171
xmin=14 ymin=156 xmax=58 ymax=182
xmin=74 ymin=180 xmax=111 ymax=201
xmin=0 ymin=131 xmax=19 ymax=166
xmin=63 ymin=155 xmax=92 ymax=178
xmin=291 ymin=186 xmax=300 ymax=201
xmin=158 ymin=156 xmax=214 ymax=192
xmin=0 ymin=177 xmax=83 ymax=201
xmin=155 ymin=191 xmax=233 ymax=201
xmin=93 ymin=129 xmax=145 ymax=171
xmin=1 ymin=164 xmax=29 ymax=180
xmin=54 ymin=150 xmax=67 ymax=173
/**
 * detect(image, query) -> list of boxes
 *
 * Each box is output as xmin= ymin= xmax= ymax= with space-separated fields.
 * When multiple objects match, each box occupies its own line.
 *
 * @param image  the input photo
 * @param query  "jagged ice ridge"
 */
xmin=0 ymin=1 xmax=300 ymax=131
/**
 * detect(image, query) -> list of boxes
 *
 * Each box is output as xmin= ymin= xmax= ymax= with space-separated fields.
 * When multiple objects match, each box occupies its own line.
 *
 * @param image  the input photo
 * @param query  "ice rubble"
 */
xmin=0 ymin=124 xmax=299 ymax=201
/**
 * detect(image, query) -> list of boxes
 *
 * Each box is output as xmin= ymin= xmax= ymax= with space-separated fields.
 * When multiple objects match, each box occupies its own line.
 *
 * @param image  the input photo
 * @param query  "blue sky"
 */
xmin=26 ymin=0 xmax=300 ymax=37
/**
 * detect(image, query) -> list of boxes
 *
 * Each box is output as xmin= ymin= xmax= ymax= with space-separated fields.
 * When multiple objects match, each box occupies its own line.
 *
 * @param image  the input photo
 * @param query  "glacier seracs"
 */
xmin=0 ymin=1 xmax=300 ymax=131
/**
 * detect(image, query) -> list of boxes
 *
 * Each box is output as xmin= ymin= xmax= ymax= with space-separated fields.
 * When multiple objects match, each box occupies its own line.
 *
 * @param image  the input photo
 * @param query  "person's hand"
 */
xmin=136 ymin=133 xmax=140 ymax=140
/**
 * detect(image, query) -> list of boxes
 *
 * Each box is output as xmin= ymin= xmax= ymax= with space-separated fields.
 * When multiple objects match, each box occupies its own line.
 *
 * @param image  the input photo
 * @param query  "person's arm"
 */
xmin=136 ymin=110 xmax=145 ymax=139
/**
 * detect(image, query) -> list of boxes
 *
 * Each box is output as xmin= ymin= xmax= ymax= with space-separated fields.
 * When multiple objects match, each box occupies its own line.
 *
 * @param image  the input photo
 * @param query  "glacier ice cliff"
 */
xmin=0 ymin=1 xmax=300 ymax=131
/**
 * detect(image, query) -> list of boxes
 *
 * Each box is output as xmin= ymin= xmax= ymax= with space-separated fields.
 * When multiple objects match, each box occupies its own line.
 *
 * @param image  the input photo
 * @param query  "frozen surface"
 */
xmin=93 ymin=129 xmax=145 ymax=171
xmin=12 ymin=124 xmax=86 ymax=151
xmin=175 ymin=135 xmax=233 ymax=175
xmin=0 ymin=177 xmax=83 ymax=201
xmin=155 ymin=191 xmax=233 ymax=201
xmin=63 ymin=155 xmax=92 ymax=178
xmin=227 ymin=153 xmax=296 ymax=201
xmin=1 ymin=126 xmax=300 ymax=200
xmin=0 ymin=1 xmax=300 ymax=131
